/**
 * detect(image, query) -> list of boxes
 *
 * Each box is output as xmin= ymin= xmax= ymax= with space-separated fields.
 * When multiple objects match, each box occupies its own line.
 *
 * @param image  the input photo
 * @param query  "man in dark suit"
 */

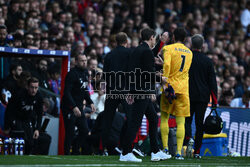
xmin=119 ymin=28 xmax=171 ymax=162
xmin=102 ymin=32 xmax=131 ymax=154
xmin=184 ymin=34 xmax=218 ymax=158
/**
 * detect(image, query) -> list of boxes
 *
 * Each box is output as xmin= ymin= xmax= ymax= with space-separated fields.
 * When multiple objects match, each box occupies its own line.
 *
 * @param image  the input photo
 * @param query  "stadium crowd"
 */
xmin=0 ymin=0 xmax=249 ymax=157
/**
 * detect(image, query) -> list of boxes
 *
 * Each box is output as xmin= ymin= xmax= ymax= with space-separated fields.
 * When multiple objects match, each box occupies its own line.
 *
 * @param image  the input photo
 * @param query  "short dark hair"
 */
xmin=191 ymin=34 xmax=204 ymax=49
xmin=174 ymin=27 xmax=187 ymax=42
xmin=116 ymin=32 xmax=128 ymax=45
xmin=27 ymin=77 xmax=39 ymax=86
xmin=10 ymin=63 xmax=21 ymax=72
xmin=141 ymin=28 xmax=156 ymax=41
xmin=75 ymin=54 xmax=86 ymax=61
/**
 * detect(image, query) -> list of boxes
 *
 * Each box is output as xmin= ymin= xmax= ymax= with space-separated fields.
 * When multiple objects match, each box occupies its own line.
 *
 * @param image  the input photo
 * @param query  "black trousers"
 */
xmin=122 ymin=98 xmax=159 ymax=155
xmin=33 ymin=133 xmax=51 ymax=155
xmin=62 ymin=111 xmax=89 ymax=155
xmin=101 ymin=96 xmax=130 ymax=148
xmin=10 ymin=121 xmax=51 ymax=155
xmin=185 ymin=101 xmax=207 ymax=154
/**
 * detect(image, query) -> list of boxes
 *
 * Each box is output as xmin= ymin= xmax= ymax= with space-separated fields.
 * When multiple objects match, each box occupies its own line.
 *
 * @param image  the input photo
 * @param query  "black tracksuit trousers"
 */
xmin=121 ymin=98 xmax=159 ymax=155
xmin=185 ymin=101 xmax=207 ymax=154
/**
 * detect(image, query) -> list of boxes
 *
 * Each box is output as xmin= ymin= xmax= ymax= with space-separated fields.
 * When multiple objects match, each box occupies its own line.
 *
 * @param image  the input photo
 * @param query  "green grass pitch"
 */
xmin=0 ymin=155 xmax=250 ymax=167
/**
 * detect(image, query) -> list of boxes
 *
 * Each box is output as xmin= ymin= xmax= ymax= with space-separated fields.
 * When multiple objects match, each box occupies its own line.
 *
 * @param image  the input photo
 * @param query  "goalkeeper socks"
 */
xmin=160 ymin=112 xmax=170 ymax=149
xmin=176 ymin=116 xmax=185 ymax=155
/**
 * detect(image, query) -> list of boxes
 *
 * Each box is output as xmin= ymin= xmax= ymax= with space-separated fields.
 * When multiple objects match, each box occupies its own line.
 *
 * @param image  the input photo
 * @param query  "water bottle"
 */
xmin=0 ymin=138 xmax=3 ymax=155
xmin=14 ymin=138 xmax=19 ymax=155
xmin=19 ymin=138 xmax=24 ymax=156
xmin=8 ymin=138 xmax=14 ymax=155
xmin=4 ymin=138 xmax=9 ymax=155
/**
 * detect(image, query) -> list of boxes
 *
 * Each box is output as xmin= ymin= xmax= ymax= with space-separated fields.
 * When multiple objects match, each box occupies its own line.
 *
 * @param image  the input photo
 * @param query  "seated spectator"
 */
xmin=1 ymin=63 xmax=23 ymax=103
xmin=90 ymin=80 xmax=106 ymax=123
xmin=230 ymin=90 xmax=250 ymax=108
xmin=219 ymin=90 xmax=234 ymax=107
xmin=32 ymin=59 xmax=50 ymax=90
xmin=48 ymin=65 xmax=61 ymax=95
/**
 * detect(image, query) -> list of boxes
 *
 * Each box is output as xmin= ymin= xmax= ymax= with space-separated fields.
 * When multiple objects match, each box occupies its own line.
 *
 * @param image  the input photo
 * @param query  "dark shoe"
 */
xmin=132 ymin=148 xmax=145 ymax=157
xmin=115 ymin=147 xmax=122 ymax=154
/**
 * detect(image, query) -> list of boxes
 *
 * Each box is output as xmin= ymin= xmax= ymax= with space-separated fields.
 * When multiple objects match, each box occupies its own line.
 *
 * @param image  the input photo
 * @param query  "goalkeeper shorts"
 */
xmin=161 ymin=93 xmax=190 ymax=117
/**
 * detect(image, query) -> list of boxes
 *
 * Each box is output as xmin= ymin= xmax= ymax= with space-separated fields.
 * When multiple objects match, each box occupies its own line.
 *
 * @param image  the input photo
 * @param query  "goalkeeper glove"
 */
xmin=164 ymin=83 xmax=177 ymax=104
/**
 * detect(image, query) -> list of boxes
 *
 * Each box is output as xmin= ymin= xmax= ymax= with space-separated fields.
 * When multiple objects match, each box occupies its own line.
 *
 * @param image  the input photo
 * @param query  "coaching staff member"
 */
xmin=4 ymin=77 xmax=51 ymax=155
xmin=119 ymin=28 xmax=171 ymax=162
xmin=61 ymin=54 xmax=96 ymax=155
xmin=184 ymin=34 xmax=218 ymax=158
xmin=102 ymin=32 xmax=131 ymax=151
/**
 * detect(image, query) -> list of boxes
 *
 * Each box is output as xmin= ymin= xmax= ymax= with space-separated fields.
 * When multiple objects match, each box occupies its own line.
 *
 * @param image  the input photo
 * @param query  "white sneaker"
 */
xmin=119 ymin=153 xmax=142 ymax=162
xmin=151 ymin=150 xmax=172 ymax=161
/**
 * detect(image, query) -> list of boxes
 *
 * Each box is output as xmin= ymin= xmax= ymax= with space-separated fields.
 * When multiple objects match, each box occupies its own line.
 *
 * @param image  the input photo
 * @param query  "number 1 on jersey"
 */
xmin=179 ymin=55 xmax=185 ymax=72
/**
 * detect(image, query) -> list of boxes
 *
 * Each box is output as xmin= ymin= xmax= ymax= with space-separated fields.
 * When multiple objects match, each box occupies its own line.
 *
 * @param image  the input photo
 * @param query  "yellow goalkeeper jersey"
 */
xmin=162 ymin=43 xmax=193 ymax=95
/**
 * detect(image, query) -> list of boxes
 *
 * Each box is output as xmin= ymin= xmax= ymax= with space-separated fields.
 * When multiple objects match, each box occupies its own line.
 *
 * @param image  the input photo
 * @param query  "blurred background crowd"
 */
xmin=0 ymin=0 xmax=249 ymax=120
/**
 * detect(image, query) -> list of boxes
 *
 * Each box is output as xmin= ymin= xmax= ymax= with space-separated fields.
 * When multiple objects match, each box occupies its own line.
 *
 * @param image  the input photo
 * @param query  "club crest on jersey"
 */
xmin=79 ymin=78 xmax=86 ymax=89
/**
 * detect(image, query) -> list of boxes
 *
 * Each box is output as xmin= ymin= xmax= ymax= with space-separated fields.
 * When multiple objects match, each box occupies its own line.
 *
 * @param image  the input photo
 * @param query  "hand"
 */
xmin=160 ymin=32 xmax=169 ymax=43
xmin=73 ymin=106 xmax=81 ymax=117
xmin=85 ymin=113 xmax=91 ymax=118
xmin=151 ymin=94 xmax=156 ymax=102
xmin=126 ymin=94 xmax=134 ymax=105
xmin=161 ymin=76 xmax=168 ymax=85
xmin=155 ymin=54 xmax=164 ymax=66
xmin=164 ymin=84 xmax=177 ymax=104
xmin=90 ymin=103 xmax=96 ymax=113
xmin=83 ymin=100 xmax=86 ymax=110
xmin=33 ymin=130 xmax=39 ymax=139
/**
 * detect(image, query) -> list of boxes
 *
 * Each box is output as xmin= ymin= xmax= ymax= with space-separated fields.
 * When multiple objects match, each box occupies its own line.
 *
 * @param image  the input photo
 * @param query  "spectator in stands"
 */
xmin=245 ymin=76 xmax=250 ymax=91
xmin=230 ymin=90 xmax=250 ymax=108
xmin=48 ymin=65 xmax=61 ymax=95
xmin=89 ymin=80 xmax=106 ymax=127
xmin=241 ymin=1 xmax=250 ymax=32
xmin=219 ymin=90 xmax=234 ymax=107
xmin=32 ymin=59 xmax=50 ymax=90
xmin=88 ymin=58 xmax=98 ymax=71
xmin=1 ymin=63 xmax=22 ymax=100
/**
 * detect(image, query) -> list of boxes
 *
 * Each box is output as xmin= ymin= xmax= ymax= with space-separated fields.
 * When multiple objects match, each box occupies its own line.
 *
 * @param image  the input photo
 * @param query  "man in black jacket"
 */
xmin=184 ymin=34 xmax=218 ymax=158
xmin=102 ymin=32 xmax=131 ymax=153
xmin=119 ymin=28 xmax=171 ymax=162
xmin=4 ymin=77 xmax=50 ymax=154
xmin=61 ymin=54 xmax=96 ymax=155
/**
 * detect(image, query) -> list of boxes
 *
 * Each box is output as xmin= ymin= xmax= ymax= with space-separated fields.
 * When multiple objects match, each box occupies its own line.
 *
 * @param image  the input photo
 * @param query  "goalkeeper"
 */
xmin=160 ymin=27 xmax=193 ymax=160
